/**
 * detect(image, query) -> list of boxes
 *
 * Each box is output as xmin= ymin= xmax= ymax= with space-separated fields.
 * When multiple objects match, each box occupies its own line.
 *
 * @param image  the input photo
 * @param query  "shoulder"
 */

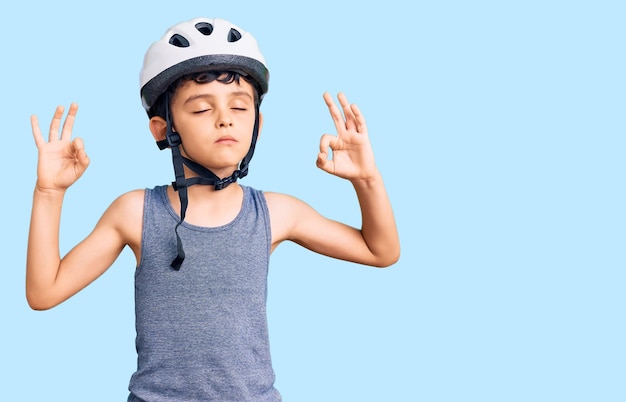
xmin=109 ymin=188 xmax=146 ymax=214
xmin=264 ymin=191 xmax=322 ymax=244
xmin=264 ymin=191 xmax=314 ymax=216
xmin=100 ymin=189 xmax=146 ymax=244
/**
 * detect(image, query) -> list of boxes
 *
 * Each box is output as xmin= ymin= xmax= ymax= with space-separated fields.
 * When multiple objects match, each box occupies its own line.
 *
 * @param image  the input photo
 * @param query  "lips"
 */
xmin=215 ymin=135 xmax=237 ymax=144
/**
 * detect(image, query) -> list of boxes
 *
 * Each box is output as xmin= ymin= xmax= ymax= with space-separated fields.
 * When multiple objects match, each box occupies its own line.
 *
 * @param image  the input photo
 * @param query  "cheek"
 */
xmin=172 ymin=115 xmax=206 ymax=135
xmin=238 ymin=112 xmax=258 ymax=131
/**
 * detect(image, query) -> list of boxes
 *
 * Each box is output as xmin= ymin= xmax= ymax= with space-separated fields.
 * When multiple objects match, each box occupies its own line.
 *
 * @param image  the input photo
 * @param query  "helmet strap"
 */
xmin=158 ymin=97 xmax=261 ymax=270
xmin=163 ymin=94 xmax=188 ymax=270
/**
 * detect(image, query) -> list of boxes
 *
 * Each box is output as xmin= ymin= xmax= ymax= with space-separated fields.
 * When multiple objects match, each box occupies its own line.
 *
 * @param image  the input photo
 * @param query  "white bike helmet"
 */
xmin=140 ymin=17 xmax=269 ymax=112
xmin=139 ymin=17 xmax=270 ymax=270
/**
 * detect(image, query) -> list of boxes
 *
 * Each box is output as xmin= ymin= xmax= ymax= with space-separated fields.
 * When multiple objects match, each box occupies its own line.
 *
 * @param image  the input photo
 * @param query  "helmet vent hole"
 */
xmin=195 ymin=22 xmax=214 ymax=36
xmin=228 ymin=28 xmax=242 ymax=42
xmin=169 ymin=34 xmax=190 ymax=48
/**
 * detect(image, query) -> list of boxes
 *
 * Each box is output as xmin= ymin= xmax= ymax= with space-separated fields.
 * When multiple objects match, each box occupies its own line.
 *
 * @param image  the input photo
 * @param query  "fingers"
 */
xmin=323 ymin=92 xmax=343 ymax=130
xmin=36 ymin=103 xmax=79 ymax=143
xmin=336 ymin=92 xmax=357 ymax=132
xmin=323 ymin=92 xmax=366 ymax=134
xmin=61 ymin=103 xmax=79 ymax=141
xmin=316 ymin=152 xmax=332 ymax=173
xmin=316 ymin=133 xmax=337 ymax=174
xmin=349 ymin=102 xmax=366 ymax=134
xmin=48 ymin=105 xmax=65 ymax=142
xmin=316 ymin=147 xmax=333 ymax=173
xmin=72 ymin=137 xmax=90 ymax=169
xmin=30 ymin=114 xmax=44 ymax=148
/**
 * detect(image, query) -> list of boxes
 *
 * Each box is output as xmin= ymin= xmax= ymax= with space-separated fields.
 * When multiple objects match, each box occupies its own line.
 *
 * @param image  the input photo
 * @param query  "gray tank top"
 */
xmin=128 ymin=185 xmax=281 ymax=401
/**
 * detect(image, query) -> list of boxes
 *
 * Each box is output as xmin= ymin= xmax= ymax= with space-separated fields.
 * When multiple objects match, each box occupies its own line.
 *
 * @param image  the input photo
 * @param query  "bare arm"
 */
xmin=26 ymin=104 xmax=141 ymax=310
xmin=268 ymin=93 xmax=400 ymax=267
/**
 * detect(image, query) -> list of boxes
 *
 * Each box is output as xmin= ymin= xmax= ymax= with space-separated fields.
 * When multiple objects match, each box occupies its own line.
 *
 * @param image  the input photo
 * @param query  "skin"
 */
xmin=26 ymin=77 xmax=400 ymax=310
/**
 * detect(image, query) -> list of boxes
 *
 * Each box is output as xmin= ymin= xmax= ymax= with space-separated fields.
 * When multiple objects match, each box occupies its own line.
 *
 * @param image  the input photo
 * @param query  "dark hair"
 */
xmin=147 ymin=70 xmax=261 ymax=119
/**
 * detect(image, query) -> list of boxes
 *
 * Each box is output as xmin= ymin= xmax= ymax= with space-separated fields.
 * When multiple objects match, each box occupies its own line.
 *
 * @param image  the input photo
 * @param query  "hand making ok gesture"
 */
xmin=31 ymin=103 xmax=90 ymax=192
xmin=317 ymin=92 xmax=378 ymax=182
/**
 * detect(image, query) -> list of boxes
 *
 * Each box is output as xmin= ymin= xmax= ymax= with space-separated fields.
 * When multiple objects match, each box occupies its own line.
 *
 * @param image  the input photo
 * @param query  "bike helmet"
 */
xmin=139 ymin=17 xmax=270 ymax=270
xmin=140 ymin=17 xmax=269 ymax=112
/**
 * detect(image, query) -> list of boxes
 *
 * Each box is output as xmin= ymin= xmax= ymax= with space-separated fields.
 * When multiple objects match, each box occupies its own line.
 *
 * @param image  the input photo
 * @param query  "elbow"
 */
xmin=377 ymin=256 xmax=400 ymax=268
xmin=26 ymin=294 xmax=52 ymax=311
xmin=26 ymin=288 xmax=59 ymax=311
xmin=374 ymin=248 xmax=401 ymax=268
xmin=29 ymin=304 xmax=52 ymax=312
xmin=27 ymin=298 xmax=52 ymax=311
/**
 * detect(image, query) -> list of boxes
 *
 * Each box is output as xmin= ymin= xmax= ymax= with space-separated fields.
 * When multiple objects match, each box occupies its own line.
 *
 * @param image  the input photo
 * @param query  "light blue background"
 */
xmin=3 ymin=1 xmax=624 ymax=401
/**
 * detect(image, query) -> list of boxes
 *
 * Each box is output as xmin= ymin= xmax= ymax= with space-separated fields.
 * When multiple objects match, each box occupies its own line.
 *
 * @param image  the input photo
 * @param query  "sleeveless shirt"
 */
xmin=128 ymin=185 xmax=281 ymax=402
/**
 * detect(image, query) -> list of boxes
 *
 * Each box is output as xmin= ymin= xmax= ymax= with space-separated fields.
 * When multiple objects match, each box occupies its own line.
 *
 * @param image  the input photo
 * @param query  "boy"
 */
xmin=27 ymin=17 xmax=400 ymax=401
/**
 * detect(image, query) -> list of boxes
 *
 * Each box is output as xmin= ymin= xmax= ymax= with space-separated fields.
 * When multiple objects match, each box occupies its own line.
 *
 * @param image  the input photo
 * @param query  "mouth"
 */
xmin=215 ymin=135 xmax=237 ymax=144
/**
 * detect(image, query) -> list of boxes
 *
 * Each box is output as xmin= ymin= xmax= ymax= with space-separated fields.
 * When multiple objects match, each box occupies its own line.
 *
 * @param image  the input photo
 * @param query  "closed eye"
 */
xmin=193 ymin=109 xmax=211 ymax=114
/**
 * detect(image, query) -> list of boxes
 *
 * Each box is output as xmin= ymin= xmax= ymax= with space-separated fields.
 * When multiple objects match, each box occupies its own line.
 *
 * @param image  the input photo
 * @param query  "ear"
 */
xmin=149 ymin=116 xmax=167 ymax=143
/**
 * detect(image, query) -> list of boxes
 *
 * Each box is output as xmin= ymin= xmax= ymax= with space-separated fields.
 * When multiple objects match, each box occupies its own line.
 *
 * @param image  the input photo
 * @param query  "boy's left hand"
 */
xmin=317 ymin=92 xmax=378 ymax=181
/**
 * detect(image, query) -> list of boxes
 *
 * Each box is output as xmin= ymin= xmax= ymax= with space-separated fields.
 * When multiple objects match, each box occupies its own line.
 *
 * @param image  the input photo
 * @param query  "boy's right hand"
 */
xmin=31 ymin=103 xmax=90 ymax=192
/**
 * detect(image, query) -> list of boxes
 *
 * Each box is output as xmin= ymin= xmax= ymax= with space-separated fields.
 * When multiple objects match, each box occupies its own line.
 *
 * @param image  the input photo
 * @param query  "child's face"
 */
xmin=169 ymin=76 xmax=259 ymax=175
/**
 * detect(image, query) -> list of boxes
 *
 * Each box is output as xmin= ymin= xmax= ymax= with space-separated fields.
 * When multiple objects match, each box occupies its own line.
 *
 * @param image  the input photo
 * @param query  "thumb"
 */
xmin=316 ymin=134 xmax=336 ymax=174
xmin=316 ymin=151 xmax=334 ymax=173
xmin=72 ymin=137 xmax=90 ymax=170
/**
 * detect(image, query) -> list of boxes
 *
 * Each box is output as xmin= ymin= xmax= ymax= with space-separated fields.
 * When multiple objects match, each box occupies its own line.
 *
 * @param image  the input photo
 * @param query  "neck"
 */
xmin=167 ymin=182 xmax=244 ymax=227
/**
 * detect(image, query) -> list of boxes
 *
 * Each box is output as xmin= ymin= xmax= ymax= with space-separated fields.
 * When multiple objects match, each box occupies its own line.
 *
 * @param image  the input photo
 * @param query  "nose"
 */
xmin=216 ymin=108 xmax=233 ymax=128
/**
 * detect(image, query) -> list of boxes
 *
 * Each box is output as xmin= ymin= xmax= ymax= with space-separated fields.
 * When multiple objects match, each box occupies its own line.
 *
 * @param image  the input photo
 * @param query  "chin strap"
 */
xmin=157 ymin=96 xmax=261 ymax=270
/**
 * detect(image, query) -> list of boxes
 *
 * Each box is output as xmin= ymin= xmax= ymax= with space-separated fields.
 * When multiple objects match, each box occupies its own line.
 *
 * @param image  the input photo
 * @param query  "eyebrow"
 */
xmin=183 ymin=91 xmax=253 ymax=105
